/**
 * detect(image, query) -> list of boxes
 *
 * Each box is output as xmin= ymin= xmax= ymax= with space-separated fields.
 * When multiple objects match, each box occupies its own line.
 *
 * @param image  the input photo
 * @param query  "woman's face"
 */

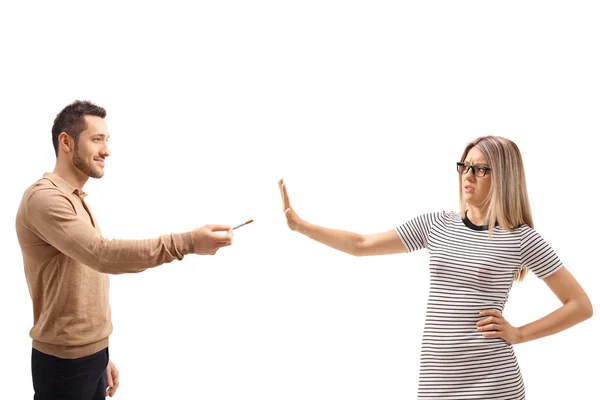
xmin=461 ymin=146 xmax=492 ymax=209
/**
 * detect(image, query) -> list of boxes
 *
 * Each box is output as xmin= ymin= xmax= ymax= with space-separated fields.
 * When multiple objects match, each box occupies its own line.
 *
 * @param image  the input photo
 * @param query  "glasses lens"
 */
xmin=458 ymin=163 xmax=490 ymax=176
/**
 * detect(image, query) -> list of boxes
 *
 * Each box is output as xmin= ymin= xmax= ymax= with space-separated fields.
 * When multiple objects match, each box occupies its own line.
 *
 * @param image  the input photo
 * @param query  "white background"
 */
xmin=1 ymin=1 xmax=598 ymax=399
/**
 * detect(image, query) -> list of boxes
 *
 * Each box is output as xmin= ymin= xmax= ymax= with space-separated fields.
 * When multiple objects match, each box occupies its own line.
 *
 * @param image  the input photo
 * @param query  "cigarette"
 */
xmin=233 ymin=219 xmax=254 ymax=230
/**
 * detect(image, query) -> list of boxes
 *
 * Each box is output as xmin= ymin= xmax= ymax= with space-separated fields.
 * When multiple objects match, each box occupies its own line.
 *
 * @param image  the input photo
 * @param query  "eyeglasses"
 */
xmin=456 ymin=162 xmax=492 ymax=177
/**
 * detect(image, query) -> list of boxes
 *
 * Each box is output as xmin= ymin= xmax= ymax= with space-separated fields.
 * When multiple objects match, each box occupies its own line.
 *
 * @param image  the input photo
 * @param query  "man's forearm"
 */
xmin=82 ymin=232 xmax=195 ymax=274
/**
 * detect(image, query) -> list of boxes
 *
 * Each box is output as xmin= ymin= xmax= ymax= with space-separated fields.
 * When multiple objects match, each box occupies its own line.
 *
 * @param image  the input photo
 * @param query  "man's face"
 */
xmin=72 ymin=116 xmax=111 ymax=179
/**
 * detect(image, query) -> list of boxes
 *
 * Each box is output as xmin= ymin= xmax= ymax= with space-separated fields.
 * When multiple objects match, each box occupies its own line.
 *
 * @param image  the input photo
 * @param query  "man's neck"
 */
xmin=53 ymin=162 xmax=88 ymax=192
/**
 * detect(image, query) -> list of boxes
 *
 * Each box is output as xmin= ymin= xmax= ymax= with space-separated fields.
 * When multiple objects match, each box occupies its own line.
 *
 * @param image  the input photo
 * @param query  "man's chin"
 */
xmin=73 ymin=160 xmax=104 ymax=179
xmin=88 ymin=169 xmax=104 ymax=179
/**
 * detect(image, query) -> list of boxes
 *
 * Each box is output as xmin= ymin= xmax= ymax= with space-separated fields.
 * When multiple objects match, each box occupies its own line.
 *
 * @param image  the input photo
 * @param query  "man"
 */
xmin=15 ymin=100 xmax=234 ymax=399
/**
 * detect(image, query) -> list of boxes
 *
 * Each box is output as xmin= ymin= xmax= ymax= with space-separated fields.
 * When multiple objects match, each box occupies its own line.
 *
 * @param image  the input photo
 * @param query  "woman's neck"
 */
xmin=466 ymin=206 xmax=488 ymax=226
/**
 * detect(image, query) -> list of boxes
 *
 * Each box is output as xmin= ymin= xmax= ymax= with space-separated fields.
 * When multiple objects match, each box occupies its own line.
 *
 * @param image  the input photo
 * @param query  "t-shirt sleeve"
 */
xmin=520 ymin=226 xmax=563 ymax=279
xmin=395 ymin=212 xmax=444 ymax=253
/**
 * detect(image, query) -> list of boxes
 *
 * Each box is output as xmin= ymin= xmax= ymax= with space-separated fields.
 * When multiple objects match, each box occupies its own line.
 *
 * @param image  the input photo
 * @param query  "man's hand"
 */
xmin=106 ymin=360 xmax=119 ymax=397
xmin=192 ymin=224 xmax=233 ymax=255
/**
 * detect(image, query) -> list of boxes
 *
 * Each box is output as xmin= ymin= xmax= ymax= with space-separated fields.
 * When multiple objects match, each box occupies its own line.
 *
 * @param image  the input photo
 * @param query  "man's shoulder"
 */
xmin=25 ymin=175 xmax=58 ymax=194
xmin=16 ymin=176 xmax=55 ymax=226
xmin=20 ymin=175 xmax=66 ymax=208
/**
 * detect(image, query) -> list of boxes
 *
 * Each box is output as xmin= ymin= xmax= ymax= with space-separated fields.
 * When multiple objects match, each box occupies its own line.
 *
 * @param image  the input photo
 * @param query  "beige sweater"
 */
xmin=15 ymin=173 xmax=194 ymax=359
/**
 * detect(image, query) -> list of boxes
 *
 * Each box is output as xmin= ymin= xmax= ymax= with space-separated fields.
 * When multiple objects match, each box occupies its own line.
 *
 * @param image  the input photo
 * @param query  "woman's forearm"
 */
xmin=517 ymin=299 xmax=593 ymax=344
xmin=298 ymin=220 xmax=364 ymax=256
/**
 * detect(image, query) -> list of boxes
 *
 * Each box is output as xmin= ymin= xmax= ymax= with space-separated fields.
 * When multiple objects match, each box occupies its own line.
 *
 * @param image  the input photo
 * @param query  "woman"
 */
xmin=278 ymin=135 xmax=592 ymax=399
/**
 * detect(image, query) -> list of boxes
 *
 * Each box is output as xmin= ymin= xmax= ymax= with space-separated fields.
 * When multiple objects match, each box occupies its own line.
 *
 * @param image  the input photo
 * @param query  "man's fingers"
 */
xmin=212 ymin=234 xmax=232 ymax=244
xmin=209 ymin=229 xmax=232 ymax=241
xmin=207 ymin=224 xmax=232 ymax=232
xmin=107 ymin=369 xmax=113 ymax=387
xmin=106 ymin=369 xmax=115 ymax=396
xmin=112 ymin=367 xmax=119 ymax=387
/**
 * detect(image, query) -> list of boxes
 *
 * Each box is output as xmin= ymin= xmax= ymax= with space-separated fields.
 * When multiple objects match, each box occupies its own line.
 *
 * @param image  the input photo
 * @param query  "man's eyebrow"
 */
xmin=91 ymin=133 xmax=110 ymax=139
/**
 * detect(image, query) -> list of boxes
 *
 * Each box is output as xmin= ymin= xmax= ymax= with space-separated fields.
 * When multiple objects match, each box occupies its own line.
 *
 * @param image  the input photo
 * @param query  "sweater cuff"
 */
xmin=173 ymin=232 xmax=195 ymax=256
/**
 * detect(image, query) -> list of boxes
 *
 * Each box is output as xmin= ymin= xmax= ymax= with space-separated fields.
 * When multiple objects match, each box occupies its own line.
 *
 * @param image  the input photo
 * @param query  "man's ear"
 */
xmin=58 ymin=132 xmax=74 ymax=154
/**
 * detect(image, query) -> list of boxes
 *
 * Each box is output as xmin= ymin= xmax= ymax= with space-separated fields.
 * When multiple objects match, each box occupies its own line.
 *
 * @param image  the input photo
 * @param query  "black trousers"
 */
xmin=31 ymin=347 xmax=108 ymax=400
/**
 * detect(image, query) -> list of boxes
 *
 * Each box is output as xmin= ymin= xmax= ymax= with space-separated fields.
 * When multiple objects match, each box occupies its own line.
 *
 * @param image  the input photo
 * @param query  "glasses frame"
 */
xmin=456 ymin=162 xmax=492 ymax=177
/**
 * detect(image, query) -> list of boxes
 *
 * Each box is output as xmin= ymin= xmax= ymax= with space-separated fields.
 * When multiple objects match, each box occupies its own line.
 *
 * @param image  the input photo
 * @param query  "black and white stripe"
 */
xmin=396 ymin=211 xmax=562 ymax=399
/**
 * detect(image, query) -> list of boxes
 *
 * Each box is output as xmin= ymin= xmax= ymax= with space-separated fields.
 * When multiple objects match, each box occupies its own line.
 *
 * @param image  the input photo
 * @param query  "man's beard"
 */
xmin=73 ymin=142 xmax=103 ymax=179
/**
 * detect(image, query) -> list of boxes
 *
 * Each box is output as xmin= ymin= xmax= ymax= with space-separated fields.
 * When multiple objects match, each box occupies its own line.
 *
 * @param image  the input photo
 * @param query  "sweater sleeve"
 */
xmin=25 ymin=188 xmax=195 ymax=274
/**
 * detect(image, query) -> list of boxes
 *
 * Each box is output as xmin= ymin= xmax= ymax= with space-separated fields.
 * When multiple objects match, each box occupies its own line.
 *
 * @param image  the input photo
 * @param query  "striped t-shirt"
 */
xmin=395 ymin=211 xmax=562 ymax=399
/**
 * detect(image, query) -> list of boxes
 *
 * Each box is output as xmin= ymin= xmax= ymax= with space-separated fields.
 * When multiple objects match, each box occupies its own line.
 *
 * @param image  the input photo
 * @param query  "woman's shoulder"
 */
xmin=514 ymin=223 xmax=534 ymax=233
xmin=428 ymin=210 xmax=462 ymax=225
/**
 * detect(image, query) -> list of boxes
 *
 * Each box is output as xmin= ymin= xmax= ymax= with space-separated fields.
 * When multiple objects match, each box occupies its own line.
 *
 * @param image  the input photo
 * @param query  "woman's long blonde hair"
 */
xmin=458 ymin=136 xmax=533 ymax=281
